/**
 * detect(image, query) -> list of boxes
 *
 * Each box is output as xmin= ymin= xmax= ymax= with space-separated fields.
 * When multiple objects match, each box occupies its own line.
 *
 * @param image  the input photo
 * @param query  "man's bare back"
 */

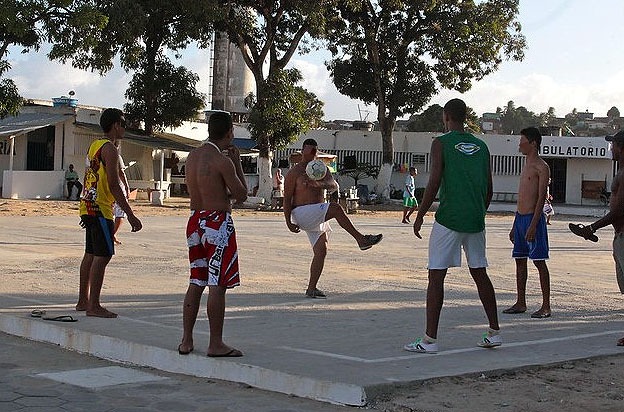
xmin=185 ymin=142 xmax=247 ymax=212
xmin=517 ymin=156 xmax=549 ymax=215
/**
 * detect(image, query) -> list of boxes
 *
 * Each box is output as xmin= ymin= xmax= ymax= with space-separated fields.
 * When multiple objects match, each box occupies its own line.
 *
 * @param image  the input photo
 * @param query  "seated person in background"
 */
xmin=65 ymin=164 xmax=82 ymax=199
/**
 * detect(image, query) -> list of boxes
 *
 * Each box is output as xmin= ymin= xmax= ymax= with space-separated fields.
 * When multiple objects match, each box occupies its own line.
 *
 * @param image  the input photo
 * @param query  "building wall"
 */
xmin=274 ymin=130 xmax=616 ymax=205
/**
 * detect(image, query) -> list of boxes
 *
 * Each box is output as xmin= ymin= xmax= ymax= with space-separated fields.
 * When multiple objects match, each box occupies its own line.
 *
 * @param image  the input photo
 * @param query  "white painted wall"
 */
xmin=2 ymin=170 xmax=64 ymax=199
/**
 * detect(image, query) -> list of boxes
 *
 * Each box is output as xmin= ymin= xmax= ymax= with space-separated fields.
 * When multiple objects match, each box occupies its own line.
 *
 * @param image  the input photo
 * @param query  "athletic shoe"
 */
xmin=305 ymin=288 xmax=327 ymax=299
xmin=478 ymin=332 xmax=502 ymax=348
xmin=403 ymin=338 xmax=438 ymax=354
xmin=359 ymin=234 xmax=383 ymax=250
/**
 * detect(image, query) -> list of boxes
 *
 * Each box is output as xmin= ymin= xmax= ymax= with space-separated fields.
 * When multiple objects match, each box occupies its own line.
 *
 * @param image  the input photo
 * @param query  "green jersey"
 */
xmin=435 ymin=130 xmax=490 ymax=233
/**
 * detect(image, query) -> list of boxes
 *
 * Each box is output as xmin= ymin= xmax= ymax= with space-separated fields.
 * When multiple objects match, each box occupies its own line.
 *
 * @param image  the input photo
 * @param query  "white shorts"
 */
xmin=291 ymin=203 xmax=332 ymax=246
xmin=428 ymin=221 xmax=488 ymax=269
xmin=113 ymin=202 xmax=126 ymax=219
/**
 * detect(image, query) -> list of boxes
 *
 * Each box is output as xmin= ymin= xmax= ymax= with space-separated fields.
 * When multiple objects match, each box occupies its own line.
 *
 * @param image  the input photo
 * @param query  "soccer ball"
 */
xmin=305 ymin=159 xmax=327 ymax=180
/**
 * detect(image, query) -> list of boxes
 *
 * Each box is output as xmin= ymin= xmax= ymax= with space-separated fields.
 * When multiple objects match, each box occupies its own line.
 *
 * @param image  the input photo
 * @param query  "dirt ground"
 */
xmin=1 ymin=197 xmax=623 ymax=412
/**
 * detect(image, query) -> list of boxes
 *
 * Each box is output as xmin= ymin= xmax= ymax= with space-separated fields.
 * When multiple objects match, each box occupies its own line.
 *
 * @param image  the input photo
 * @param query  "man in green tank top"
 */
xmin=403 ymin=98 xmax=501 ymax=353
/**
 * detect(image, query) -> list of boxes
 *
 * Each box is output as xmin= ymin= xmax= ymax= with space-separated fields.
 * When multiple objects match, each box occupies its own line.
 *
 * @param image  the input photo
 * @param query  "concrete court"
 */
xmin=0 ymin=212 xmax=623 ymax=406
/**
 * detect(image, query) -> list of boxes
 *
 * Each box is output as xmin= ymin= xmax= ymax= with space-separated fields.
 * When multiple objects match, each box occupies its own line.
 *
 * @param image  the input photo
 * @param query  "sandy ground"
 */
xmin=1 ymin=197 xmax=623 ymax=412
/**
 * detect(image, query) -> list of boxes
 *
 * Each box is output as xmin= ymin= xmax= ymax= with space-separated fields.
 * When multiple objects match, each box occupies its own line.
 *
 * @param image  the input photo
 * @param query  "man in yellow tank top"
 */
xmin=76 ymin=108 xmax=142 ymax=318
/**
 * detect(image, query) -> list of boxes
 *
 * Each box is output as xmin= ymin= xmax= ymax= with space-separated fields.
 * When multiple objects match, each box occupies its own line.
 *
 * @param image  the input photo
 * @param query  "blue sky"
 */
xmin=8 ymin=0 xmax=624 ymax=121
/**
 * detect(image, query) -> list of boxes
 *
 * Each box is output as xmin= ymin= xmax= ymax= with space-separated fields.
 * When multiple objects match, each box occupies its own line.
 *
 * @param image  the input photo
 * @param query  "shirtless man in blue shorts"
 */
xmin=283 ymin=138 xmax=382 ymax=298
xmin=503 ymin=127 xmax=552 ymax=318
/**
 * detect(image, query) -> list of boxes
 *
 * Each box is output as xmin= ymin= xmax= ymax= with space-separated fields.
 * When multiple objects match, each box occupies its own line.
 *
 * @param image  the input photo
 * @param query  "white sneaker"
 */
xmin=403 ymin=338 xmax=438 ymax=354
xmin=478 ymin=332 xmax=502 ymax=348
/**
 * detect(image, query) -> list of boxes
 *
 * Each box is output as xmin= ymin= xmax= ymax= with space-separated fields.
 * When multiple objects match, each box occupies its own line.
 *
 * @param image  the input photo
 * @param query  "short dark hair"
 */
xmin=521 ymin=127 xmax=542 ymax=149
xmin=100 ymin=108 xmax=124 ymax=133
xmin=208 ymin=111 xmax=233 ymax=140
xmin=443 ymin=98 xmax=467 ymax=122
xmin=302 ymin=138 xmax=318 ymax=148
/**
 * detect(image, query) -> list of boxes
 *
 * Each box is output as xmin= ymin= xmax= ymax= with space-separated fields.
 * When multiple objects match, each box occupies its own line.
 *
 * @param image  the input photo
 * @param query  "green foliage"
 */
xmin=49 ymin=0 xmax=217 ymax=134
xmin=217 ymin=1 xmax=339 ymax=157
xmin=246 ymin=69 xmax=324 ymax=151
xmin=499 ymin=100 xmax=539 ymax=134
xmin=327 ymin=0 xmax=526 ymax=171
xmin=338 ymin=161 xmax=379 ymax=187
xmin=608 ymin=106 xmax=620 ymax=119
xmin=0 ymin=0 xmax=107 ymax=117
xmin=124 ymin=56 xmax=205 ymax=133
xmin=408 ymin=104 xmax=444 ymax=132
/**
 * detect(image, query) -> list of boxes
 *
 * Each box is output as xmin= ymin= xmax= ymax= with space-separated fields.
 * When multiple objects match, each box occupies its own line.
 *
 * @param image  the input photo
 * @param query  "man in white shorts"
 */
xmin=283 ymin=138 xmax=383 ymax=298
xmin=404 ymin=98 xmax=501 ymax=353
xmin=112 ymin=141 xmax=130 ymax=244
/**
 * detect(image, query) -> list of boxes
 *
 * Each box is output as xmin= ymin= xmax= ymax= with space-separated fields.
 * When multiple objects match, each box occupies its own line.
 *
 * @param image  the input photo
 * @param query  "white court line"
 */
xmin=279 ymin=330 xmax=624 ymax=364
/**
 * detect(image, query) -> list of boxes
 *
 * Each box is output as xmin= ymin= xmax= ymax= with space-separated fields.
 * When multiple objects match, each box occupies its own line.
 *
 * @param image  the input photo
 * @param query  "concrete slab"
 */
xmin=36 ymin=366 xmax=168 ymax=389
xmin=1 ymin=213 xmax=623 ymax=406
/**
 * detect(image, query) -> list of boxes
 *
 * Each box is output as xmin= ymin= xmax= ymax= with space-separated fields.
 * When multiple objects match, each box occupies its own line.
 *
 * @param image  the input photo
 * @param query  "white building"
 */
xmin=274 ymin=130 xmax=615 ymax=206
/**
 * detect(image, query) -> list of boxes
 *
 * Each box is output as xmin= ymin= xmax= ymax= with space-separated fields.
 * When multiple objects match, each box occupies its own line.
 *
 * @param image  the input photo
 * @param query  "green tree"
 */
xmin=500 ymin=101 xmax=539 ymax=134
xmin=538 ymin=106 xmax=556 ymax=127
xmin=327 ymin=0 xmax=526 ymax=198
xmin=0 ymin=0 xmax=106 ymax=118
xmin=51 ymin=0 xmax=217 ymax=134
xmin=607 ymin=106 xmax=620 ymax=120
xmin=245 ymin=68 xmax=324 ymax=152
xmin=217 ymin=1 xmax=337 ymax=200
xmin=124 ymin=57 xmax=205 ymax=132
xmin=338 ymin=161 xmax=379 ymax=188
xmin=407 ymin=104 xmax=444 ymax=132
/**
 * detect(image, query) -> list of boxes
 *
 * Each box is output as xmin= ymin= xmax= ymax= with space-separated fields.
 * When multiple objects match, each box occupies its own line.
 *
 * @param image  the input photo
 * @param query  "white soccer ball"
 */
xmin=305 ymin=159 xmax=327 ymax=180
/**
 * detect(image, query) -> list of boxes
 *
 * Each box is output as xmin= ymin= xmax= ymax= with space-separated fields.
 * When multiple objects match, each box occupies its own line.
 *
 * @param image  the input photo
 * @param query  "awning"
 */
xmin=74 ymin=122 xmax=201 ymax=152
xmin=0 ymin=113 xmax=71 ymax=138
xmin=233 ymin=137 xmax=256 ymax=150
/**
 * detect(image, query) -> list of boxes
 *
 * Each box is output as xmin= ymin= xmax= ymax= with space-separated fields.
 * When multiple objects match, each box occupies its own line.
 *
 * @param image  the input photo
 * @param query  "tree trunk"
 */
xmin=375 ymin=116 xmax=396 ymax=199
xmin=256 ymin=153 xmax=273 ymax=202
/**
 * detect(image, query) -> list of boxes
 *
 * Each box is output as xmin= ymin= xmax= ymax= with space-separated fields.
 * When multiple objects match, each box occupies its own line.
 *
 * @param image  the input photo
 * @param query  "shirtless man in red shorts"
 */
xmin=177 ymin=111 xmax=247 ymax=357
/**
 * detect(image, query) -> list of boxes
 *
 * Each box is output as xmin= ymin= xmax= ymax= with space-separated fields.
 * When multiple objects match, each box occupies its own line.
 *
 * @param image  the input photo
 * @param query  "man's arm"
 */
xmin=283 ymin=170 xmax=300 ymax=233
xmin=589 ymin=172 xmax=624 ymax=231
xmin=221 ymin=146 xmax=247 ymax=204
xmin=525 ymin=164 xmax=549 ymax=241
xmin=307 ymin=170 xmax=338 ymax=193
xmin=413 ymin=139 xmax=443 ymax=238
xmin=101 ymin=143 xmax=142 ymax=231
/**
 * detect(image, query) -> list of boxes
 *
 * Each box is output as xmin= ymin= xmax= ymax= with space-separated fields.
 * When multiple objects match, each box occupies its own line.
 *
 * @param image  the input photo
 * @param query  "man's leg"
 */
xmin=469 ymin=267 xmax=500 ymax=331
xmin=67 ymin=182 xmax=72 ymax=199
xmin=179 ymin=283 xmax=204 ymax=354
xmin=308 ymin=233 xmax=328 ymax=294
xmin=425 ymin=269 xmax=447 ymax=339
xmin=113 ymin=217 xmax=123 ymax=244
xmin=503 ymin=258 xmax=528 ymax=313
xmin=406 ymin=205 xmax=416 ymax=221
xmin=76 ymin=253 xmax=93 ymax=311
xmin=86 ymin=255 xmax=116 ymax=318
xmin=532 ymin=260 xmax=551 ymax=316
xmin=402 ymin=207 xmax=409 ymax=223
xmin=207 ymin=285 xmax=242 ymax=356
xmin=325 ymin=203 xmax=378 ymax=248
xmin=614 ymin=238 xmax=624 ymax=294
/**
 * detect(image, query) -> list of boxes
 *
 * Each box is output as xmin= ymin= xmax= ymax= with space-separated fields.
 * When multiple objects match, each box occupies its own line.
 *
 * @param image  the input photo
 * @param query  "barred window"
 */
xmin=490 ymin=155 xmax=524 ymax=176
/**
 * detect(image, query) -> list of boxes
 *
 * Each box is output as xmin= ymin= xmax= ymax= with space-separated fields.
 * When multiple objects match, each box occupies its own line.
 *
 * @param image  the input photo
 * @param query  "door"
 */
xmin=544 ymin=158 xmax=566 ymax=203
xmin=26 ymin=126 xmax=55 ymax=171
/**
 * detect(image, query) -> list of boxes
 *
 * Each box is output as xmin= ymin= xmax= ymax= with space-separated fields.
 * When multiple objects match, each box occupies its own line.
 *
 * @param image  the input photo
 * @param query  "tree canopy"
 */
xmin=217 ymin=1 xmax=338 ymax=199
xmin=51 ymin=0 xmax=217 ymax=134
xmin=326 ymin=0 xmax=526 ymax=197
xmin=0 ymin=0 xmax=106 ymax=118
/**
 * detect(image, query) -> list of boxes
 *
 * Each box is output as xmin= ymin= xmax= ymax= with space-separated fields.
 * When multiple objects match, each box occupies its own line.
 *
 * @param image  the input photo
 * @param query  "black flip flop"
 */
xmin=207 ymin=349 xmax=243 ymax=358
xmin=42 ymin=315 xmax=77 ymax=322
xmin=568 ymin=223 xmax=599 ymax=242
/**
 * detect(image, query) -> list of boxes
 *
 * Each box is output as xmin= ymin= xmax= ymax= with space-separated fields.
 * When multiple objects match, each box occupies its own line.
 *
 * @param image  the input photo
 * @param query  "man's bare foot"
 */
xmin=86 ymin=307 xmax=118 ymax=318
xmin=531 ymin=309 xmax=551 ymax=318
xmin=114 ymin=237 xmax=122 ymax=245
xmin=502 ymin=304 xmax=526 ymax=314
xmin=207 ymin=344 xmax=243 ymax=357
xmin=75 ymin=302 xmax=88 ymax=311
xmin=617 ymin=337 xmax=624 ymax=346
xmin=178 ymin=342 xmax=194 ymax=355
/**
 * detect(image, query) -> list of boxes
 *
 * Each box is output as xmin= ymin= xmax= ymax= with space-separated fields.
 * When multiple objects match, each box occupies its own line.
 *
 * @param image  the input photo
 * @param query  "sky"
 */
xmin=7 ymin=0 xmax=624 ymax=121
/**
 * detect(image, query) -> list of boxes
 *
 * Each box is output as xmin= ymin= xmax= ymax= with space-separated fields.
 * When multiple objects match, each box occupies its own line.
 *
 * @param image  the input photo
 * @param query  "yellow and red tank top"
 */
xmin=79 ymin=138 xmax=114 ymax=220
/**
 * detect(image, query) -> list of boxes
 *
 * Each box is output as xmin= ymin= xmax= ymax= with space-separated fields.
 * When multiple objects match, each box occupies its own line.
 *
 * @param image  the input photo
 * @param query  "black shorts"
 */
xmin=81 ymin=215 xmax=115 ymax=257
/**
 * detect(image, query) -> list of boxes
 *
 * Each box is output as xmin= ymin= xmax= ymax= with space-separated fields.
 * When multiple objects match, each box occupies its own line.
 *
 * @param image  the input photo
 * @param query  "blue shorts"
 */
xmin=512 ymin=212 xmax=549 ymax=260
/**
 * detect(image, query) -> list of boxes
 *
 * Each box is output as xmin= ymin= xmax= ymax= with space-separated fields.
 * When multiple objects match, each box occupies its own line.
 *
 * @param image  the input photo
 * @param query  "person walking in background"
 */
xmin=503 ymin=127 xmax=552 ymax=319
xmin=402 ymin=167 xmax=418 ymax=223
xmin=178 ymin=111 xmax=247 ymax=357
xmin=404 ymin=98 xmax=501 ymax=353
xmin=76 ymin=108 xmax=142 ymax=318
